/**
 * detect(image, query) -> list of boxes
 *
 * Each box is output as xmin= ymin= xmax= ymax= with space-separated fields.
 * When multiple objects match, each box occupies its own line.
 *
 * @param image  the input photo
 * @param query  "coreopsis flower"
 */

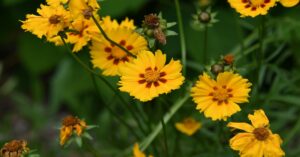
xmin=228 ymin=109 xmax=285 ymax=157
xmin=280 ymin=0 xmax=299 ymax=7
xmin=60 ymin=115 xmax=87 ymax=146
xmin=21 ymin=4 xmax=71 ymax=38
xmin=66 ymin=18 xmax=99 ymax=52
xmin=69 ymin=0 xmax=100 ymax=19
xmin=0 ymin=140 xmax=29 ymax=157
xmin=90 ymin=17 xmax=148 ymax=76
xmin=191 ymin=72 xmax=251 ymax=121
xmin=175 ymin=117 xmax=201 ymax=136
xmin=227 ymin=0 xmax=277 ymax=17
xmin=119 ymin=50 xmax=185 ymax=102
xmin=133 ymin=143 xmax=153 ymax=157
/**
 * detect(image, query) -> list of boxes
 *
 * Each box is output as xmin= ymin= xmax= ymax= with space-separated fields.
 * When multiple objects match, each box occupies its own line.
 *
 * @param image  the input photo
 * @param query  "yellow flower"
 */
xmin=100 ymin=16 xmax=136 ymax=30
xmin=133 ymin=143 xmax=153 ymax=157
xmin=227 ymin=109 xmax=285 ymax=157
xmin=60 ymin=115 xmax=87 ymax=146
xmin=175 ymin=117 xmax=201 ymax=136
xmin=90 ymin=17 xmax=148 ymax=76
xmin=69 ymin=0 xmax=100 ymax=19
xmin=46 ymin=0 xmax=68 ymax=6
xmin=227 ymin=0 xmax=277 ymax=17
xmin=280 ymin=0 xmax=299 ymax=7
xmin=67 ymin=18 xmax=99 ymax=52
xmin=21 ymin=4 xmax=71 ymax=38
xmin=191 ymin=72 xmax=251 ymax=121
xmin=119 ymin=50 xmax=185 ymax=102
xmin=0 ymin=140 xmax=29 ymax=157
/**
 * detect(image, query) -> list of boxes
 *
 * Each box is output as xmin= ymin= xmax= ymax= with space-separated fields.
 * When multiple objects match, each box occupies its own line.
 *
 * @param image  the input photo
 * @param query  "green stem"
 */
xmin=161 ymin=106 xmax=169 ymax=157
xmin=256 ymin=16 xmax=265 ymax=93
xmin=91 ymin=15 xmax=134 ymax=57
xmin=174 ymin=0 xmax=187 ymax=76
xmin=140 ymin=94 xmax=189 ymax=151
xmin=91 ymin=74 xmax=141 ymax=140
xmin=203 ymin=25 xmax=208 ymax=64
xmin=59 ymin=35 xmax=147 ymax=136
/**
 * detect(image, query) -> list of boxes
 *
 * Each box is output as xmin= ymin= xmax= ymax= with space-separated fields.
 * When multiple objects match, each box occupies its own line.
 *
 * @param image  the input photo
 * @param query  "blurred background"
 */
xmin=1 ymin=0 xmax=300 ymax=156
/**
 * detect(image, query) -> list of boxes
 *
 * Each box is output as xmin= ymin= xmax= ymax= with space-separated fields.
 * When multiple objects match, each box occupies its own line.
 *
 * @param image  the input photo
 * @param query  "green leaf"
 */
xmin=270 ymin=95 xmax=300 ymax=106
xmin=165 ymin=30 xmax=178 ymax=36
xmin=167 ymin=22 xmax=177 ymax=28
xmin=19 ymin=33 xmax=65 ymax=75
xmin=75 ymin=136 xmax=83 ymax=147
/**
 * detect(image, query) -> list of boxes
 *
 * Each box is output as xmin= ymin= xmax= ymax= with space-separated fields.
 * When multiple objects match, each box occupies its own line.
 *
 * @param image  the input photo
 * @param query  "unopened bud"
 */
xmin=154 ymin=28 xmax=167 ymax=45
xmin=223 ymin=54 xmax=234 ymax=65
xmin=144 ymin=13 xmax=160 ymax=28
xmin=211 ymin=64 xmax=224 ymax=75
xmin=198 ymin=11 xmax=211 ymax=23
xmin=82 ymin=6 xmax=93 ymax=19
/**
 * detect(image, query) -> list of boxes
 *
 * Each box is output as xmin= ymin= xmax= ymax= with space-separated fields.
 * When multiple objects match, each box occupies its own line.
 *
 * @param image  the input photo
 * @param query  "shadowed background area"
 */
xmin=0 ymin=0 xmax=300 ymax=156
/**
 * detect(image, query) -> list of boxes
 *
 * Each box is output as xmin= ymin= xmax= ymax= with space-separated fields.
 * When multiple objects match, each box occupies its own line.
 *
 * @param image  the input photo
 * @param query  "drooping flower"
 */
xmin=119 ymin=50 xmax=185 ymax=102
xmin=191 ymin=72 xmax=251 ymax=121
xmin=227 ymin=0 xmax=277 ymax=17
xmin=0 ymin=140 xmax=29 ymax=157
xmin=69 ymin=0 xmax=100 ymax=19
xmin=280 ymin=0 xmax=299 ymax=7
xmin=133 ymin=143 xmax=153 ymax=157
xmin=175 ymin=117 xmax=201 ymax=136
xmin=66 ymin=18 xmax=99 ymax=52
xmin=227 ymin=109 xmax=285 ymax=157
xmin=21 ymin=4 xmax=71 ymax=38
xmin=90 ymin=17 xmax=148 ymax=76
xmin=60 ymin=115 xmax=87 ymax=146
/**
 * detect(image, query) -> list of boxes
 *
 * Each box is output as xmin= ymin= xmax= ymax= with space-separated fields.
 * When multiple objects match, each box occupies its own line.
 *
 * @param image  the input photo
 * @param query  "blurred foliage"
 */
xmin=0 ymin=0 xmax=300 ymax=157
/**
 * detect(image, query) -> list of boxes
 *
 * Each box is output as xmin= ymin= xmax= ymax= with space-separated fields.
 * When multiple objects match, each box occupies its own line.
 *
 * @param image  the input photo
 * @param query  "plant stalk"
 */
xmin=174 ymin=0 xmax=187 ymax=76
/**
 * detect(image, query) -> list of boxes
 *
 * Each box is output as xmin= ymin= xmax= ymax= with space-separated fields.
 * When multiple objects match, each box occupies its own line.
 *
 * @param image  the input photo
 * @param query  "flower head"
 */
xmin=227 ymin=0 xmax=277 ymax=17
xmin=133 ymin=143 xmax=153 ymax=157
xmin=191 ymin=72 xmax=251 ymax=121
xmin=90 ymin=17 xmax=148 ymax=76
xmin=175 ymin=117 xmax=201 ymax=136
xmin=21 ymin=4 xmax=71 ymax=38
xmin=0 ymin=140 xmax=29 ymax=157
xmin=67 ymin=18 xmax=99 ymax=52
xmin=60 ymin=115 xmax=87 ymax=146
xmin=227 ymin=109 xmax=285 ymax=157
xmin=119 ymin=50 xmax=185 ymax=102
xmin=280 ymin=0 xmax=299 ymax=7
xmin=69 ymin=0 xmax=100 ymax=19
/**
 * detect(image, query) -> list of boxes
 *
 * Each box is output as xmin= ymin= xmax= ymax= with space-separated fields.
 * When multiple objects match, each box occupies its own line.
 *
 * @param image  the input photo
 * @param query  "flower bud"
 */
xmin=211 ymin=64 xmax=224 ymax=75
xmin=223 ymin=54 xmax=234 ymax=65
xmin=154 ymin=28 xmax=167 ymax=45
xmin=143 ymin=13 xmax=160 ymax=28
xmin=198 ymin=11 xmax=211 ymax=23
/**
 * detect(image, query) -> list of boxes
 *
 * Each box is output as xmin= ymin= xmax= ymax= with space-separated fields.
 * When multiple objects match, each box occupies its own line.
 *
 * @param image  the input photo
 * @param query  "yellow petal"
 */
xmin=280 ymin=0 xmax=299 ymax=7
xmin=227 ymin=122 xmax=254 ymax=132
xmin=248 ymin=109 xmax=269 ymax=128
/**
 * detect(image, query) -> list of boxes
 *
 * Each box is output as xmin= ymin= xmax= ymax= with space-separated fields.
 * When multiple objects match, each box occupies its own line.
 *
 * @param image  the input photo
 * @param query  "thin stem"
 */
xmin=140 ymin=94 xmax=189 ymax=151
xmin=59 ymin=35 xmax=147 ymax=136
xmin=91 ymin=74 xmax=141 ymax=140
xmin=174 ymin=0 xmax=187 ymax=76
xmin=91 ymin=15 xmax=134 ymax=57
xmin=203 ymin=25 xmax=208 ymax=64
xmin=161 ymin=117 xmax=169 ymax=157
xmin=256 ymin=16 xmax=265 ymax=92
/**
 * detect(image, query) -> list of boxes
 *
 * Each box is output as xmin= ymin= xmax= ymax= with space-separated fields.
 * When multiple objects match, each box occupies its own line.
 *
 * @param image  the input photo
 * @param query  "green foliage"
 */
xmin=1 ymin=0 xmax=300 ymax=157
